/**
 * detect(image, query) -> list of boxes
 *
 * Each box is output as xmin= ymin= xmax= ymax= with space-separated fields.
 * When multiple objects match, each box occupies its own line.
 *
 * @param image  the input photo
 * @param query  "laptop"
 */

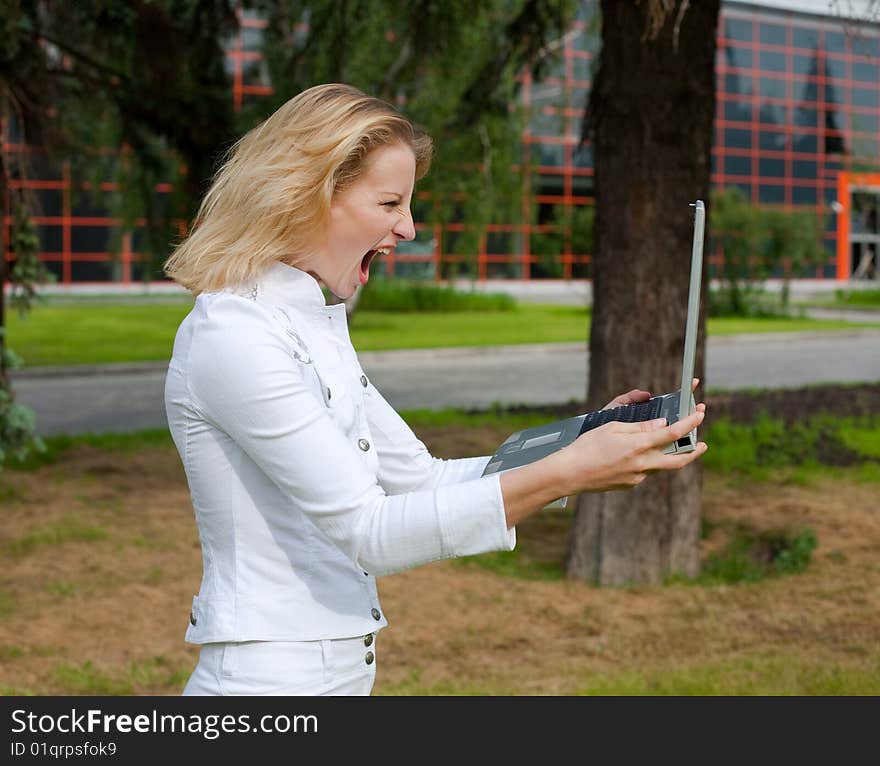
xmin=481 ymin=200 xmax=705 ymax=501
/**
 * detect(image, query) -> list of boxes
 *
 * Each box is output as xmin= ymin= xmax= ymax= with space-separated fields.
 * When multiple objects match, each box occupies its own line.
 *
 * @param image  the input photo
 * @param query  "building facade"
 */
xmin=2 ymin=0 xmax=879 ymax=285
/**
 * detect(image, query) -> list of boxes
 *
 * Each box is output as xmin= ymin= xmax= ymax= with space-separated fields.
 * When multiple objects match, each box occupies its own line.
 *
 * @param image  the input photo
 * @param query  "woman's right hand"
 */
xmin=555 ymin=407 xmax=707 ymax=496
xmin=499 ymin=406 xmax=707 ymax=528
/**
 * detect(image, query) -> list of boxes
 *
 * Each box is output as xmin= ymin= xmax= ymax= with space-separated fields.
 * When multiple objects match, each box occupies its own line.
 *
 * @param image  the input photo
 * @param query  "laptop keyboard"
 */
xmin=579 ymin=397 xmax=664 ymax=434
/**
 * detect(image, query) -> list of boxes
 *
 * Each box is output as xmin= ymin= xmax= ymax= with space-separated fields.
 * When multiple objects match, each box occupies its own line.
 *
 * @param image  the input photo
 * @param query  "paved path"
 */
xmin=12 ymin=330 xmax=880 ymax=436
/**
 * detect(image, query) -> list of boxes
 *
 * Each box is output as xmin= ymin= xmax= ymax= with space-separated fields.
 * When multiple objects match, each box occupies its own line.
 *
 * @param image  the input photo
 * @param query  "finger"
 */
xmin=603 ymin=389 xmax=651 ymax=409
xmin=595 ymin=418 xmax=666 ymax=435
xmin=645 ymin=410 xmax=705 ymax=448
xmin=654 ymin=441 xmax=709 ymax=470
xmin=691 ymin=377 xmax=700 ymax=392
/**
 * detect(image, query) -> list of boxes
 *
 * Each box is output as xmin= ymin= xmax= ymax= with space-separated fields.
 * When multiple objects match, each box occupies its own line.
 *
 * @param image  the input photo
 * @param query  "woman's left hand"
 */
xmin=602 ymin=388 xmax=652 ymax=410
xmin=602 ymin=377 xmax=702 ymax=410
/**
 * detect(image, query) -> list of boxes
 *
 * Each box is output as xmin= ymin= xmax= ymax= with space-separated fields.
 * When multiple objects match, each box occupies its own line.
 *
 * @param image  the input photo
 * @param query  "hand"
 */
xmin=556 ymin=407 xmax=708 ymax=495
xmin=602 ymin=388 xmax=651 ymax=410
xmin=602 ymin=378 xmax=701 ymax=410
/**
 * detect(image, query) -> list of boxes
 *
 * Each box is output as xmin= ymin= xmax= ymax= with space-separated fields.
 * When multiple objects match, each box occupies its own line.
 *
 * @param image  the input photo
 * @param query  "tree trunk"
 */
xmin=566 ymin=0 xmax=719 ymax=585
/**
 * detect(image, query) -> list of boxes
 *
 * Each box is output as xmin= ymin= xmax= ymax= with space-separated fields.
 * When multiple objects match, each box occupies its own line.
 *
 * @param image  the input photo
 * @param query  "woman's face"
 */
xmin=307 ymin=141 xmax=417 ymax=299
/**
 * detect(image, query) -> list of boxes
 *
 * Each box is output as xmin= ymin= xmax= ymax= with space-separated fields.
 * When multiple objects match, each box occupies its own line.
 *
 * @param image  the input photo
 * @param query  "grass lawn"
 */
xmin=7 ymin=299 xmax=880 ymax=366
xmin=1 ymin=389 xmax=878 ymax=695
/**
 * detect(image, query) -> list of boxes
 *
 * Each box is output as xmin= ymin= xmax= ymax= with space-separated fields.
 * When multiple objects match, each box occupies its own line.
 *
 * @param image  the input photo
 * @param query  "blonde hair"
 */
xmin=164 ymin=83 xmax=433 ymax=295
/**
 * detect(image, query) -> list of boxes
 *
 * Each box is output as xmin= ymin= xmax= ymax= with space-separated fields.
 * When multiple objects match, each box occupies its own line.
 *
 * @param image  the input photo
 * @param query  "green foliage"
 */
xmin=833 ymin=288 xmax=880 ymax=307
xmin=357 ymin=279 xmax=517 ymax=312
xmin=253 ymin=0 xmax=577 ymax=279
xmin=694 ymin=525 xmax=818 ymax=585
xmin=702 ymin=413 xmax=880 ymax=482
xmin=709 ymin=187 xmax=825 ymax=316
xmin=530 ymin=204 xmax=594 ymax=277
xmin=8 ymin=205 xmax=54 ymax=316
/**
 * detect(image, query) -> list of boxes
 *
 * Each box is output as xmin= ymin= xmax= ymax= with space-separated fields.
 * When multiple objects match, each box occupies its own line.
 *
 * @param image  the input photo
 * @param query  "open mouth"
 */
xmin=359 ymin=247 xmax=390 ymax=286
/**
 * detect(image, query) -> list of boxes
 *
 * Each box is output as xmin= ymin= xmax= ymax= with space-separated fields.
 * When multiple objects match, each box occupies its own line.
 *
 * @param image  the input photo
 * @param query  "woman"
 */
xmin=164 ymin=83 xmax=707 ymax=696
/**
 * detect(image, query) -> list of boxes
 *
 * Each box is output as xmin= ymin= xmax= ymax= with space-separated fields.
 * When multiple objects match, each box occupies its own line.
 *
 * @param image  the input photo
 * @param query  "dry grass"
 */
xmin=0 ymin=422 xmax=878 ymax=696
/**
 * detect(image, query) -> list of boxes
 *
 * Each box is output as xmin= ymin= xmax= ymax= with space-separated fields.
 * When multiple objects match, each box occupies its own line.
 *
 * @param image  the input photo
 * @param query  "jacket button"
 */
xmin=360 ymin=375 xmax=368 ymax=387
xmin=371 ymin=608 xmax=381 ymax=620
xmin=358 ymin=438 xmax=370 ymax=451
xmin=189 ymin=612 xmax=197 ymax=626
xmin=326 ymin=387 xmax=332 ymax=401
xmin=365 ymin=651 xmax=374 ymax=665
xmin=364 ymin=634 xmax=374 ymax=647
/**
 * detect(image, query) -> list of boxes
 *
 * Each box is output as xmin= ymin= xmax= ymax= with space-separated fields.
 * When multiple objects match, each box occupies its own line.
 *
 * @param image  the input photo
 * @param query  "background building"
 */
xmin=3 ymin=0 xmax=879 ymax=285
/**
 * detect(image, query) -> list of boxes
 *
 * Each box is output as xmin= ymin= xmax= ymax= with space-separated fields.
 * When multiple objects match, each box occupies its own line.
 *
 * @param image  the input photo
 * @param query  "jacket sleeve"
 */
xmin=187 ymin=296 xmax=515 ymax=577
xmin=361 ymin=380 xmax=494 ymax=494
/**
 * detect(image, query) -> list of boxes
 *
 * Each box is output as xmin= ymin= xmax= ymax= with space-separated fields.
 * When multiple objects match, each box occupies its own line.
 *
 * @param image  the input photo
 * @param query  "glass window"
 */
xmin=791 ymin=133 xmax=818 ymax=153
xmin=42 ymin=260 xmax=63 ymax=282
xmin=851 ymin=113 xmax=879 ymax=133
xmin=532 ymin=142 xmax=564 ymax=167
xmin=241 ymin=26 xmax=263 ymax=52
xmin=759 ymin=129 xmax=785 ymax=150
xmin=852 ymin=60 xmax=878 ymax=83
xmin=566 ymin=87 xmax=588 ymax=111
xmin=852 ymin=87 xmax=879 ymax=108
xmin=486 ymin=231 xmax=513 ymax=256
xmin=759 ymin=184 xmax=785 ymax=204
xmin=826 ymin=57 xmax=846 ymax=81
xmin=71 ymin=260 xmax=115 ymax=282
xmin=36 ymin=225 xmax=63 ymax=253
xmin=759 ymin=23 xmax=786 ymax=46
xmin=529 ymin=82 xmax=564 ymax=110
xmin=71 ymin=226 xmax=110 ymax=253
xmin=793 ymin=159 xmax=817 ymax=179
xmin=759 ymin=157 xmax=785 ymax=178
xmin=793 ymin=54 xmax=815 ymax=76
xmin=726 ymin=45 xmax=752 ymax=69
xmin=723 ymin=71 xmax=751 ymax=97
xmin=822 ymin=82 xmax=845 ymax=106
xmin=793 ymin=107 xmax=817 ymax=128
xmin=725 ymin=127 xmax=752 ymax=149
xmin=759 ymin=50 xmax=787 ymax=73
xmin=793 ymin=79 xmax=819 ymax=105
xmin=35 ymin=189 xmax=63 ymax=218
xmin=852 ymin=138 xmax=878 ymax=159
xmin=724 ymin=154 xmax=751 ymax=177
xmin=852 ymin=35 xmax=880 ymax=57
xmin=572 ymin=54 xmax=591 ymax=83
xmin=759 ymin=76 xmax=786 ymax=100
xmin=793 ymin=27 xmax=818 ymax=50
xmin=759 ymin=104 xmax=787 ymax=126
xmin=572 ymin=142 xmax=592 ymax=168
xmin=724 ymin=18 xmax=752 ymax=42
xmin=792 ymin=185 xmax=818 ymax=205
xmin=824 ymin=31 xmax=846 ymax=54
xmin=530 ymin=109 xmax=564 ymax=137
xmin=724 ymin=98 xmax=751 ymax=122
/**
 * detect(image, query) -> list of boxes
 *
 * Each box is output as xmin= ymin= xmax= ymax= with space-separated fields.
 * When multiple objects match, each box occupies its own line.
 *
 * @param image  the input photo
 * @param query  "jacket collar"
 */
xmin=253 ymin=262 xmax=329 ymax=312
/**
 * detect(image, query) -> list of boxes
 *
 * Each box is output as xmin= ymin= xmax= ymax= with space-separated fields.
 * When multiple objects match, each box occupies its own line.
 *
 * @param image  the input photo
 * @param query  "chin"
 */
xmin=328 ymin=284 xmax=356 ymax=301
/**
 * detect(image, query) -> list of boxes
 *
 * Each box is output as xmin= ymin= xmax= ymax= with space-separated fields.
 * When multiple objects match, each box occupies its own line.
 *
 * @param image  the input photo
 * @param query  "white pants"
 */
xmin=182 ymin=634 xmax=378 ymax=696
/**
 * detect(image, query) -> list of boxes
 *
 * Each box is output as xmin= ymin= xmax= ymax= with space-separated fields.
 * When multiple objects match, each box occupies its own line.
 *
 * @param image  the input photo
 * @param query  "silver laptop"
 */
xmin=481 ymin=200 xmax=705 ymax=493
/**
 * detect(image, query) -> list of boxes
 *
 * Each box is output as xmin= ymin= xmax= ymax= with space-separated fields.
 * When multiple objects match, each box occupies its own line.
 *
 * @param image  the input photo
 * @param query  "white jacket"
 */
xmin=165 ymin=262 xmax=516 ymax=643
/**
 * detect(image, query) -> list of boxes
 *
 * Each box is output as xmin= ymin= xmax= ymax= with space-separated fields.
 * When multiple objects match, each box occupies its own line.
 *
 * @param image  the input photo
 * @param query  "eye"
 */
xmin=381 ymin=201 xmax=400 ymax=208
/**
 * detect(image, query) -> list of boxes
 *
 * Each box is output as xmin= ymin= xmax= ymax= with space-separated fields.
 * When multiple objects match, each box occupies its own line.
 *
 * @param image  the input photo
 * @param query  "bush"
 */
xmin=357 ymin=279 xmax=516 ymax=312
xmin=710 ymin=187 xmax=825 ymax=317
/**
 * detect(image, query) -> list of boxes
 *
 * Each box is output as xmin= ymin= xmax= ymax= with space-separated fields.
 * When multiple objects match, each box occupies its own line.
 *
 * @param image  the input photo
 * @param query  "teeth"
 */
xmin=375 ymin=247 xmax=390 ymax=255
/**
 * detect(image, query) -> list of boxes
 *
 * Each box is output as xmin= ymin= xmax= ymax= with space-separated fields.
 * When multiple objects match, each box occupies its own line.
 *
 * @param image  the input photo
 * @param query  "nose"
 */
xmin=393 ymin=206 xmax=416 ymax=241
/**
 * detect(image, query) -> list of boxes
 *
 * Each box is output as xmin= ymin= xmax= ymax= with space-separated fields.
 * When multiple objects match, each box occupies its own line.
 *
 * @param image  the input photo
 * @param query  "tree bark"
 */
xmin=566 ymin=0 xmax=719 ymax=585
